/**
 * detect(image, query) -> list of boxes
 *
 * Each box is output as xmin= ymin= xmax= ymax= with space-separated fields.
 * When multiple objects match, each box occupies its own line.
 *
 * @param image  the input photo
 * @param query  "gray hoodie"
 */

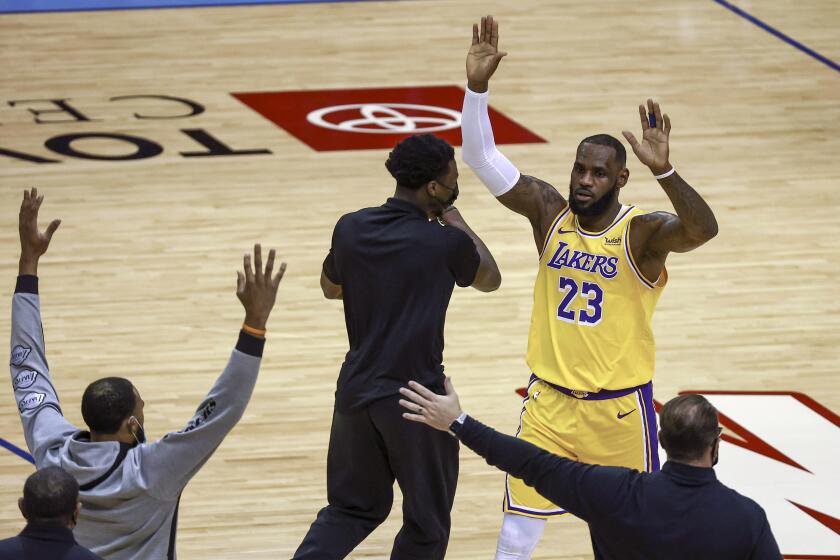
xmin=9 ymin=275 xmax=264 ymax=560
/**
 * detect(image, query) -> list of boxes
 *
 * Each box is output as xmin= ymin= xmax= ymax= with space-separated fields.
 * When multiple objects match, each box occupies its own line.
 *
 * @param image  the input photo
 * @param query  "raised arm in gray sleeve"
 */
xmin=139 ymin=332 xmax=264 ymax=500
xmin=9 ymin=276 xmax=79 ymax=467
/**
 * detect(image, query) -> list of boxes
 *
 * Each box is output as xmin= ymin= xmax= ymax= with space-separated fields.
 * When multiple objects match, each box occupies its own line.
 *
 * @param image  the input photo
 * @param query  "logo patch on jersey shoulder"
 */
xmin=11 ymin=345 xmax=31 ymax=366
xmin=182 ymin=399 xmax=217 ymax=433
xmin=547 ymin=241 xmax=618 ymax=279
xmin=13 ymin=370 xmax=39 ymax=390
xmin=604 ymin=236 xmax=622 ymax=246
xmin=18 ymin=392 xmax=45 ymax=412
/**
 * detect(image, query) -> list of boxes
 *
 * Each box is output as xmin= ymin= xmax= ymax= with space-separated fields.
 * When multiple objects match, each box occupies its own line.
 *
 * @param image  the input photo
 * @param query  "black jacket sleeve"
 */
xmin=749 ymin=515 xmax=782 ymax=559
xmin=456 ymin=415 xmax=641 ymax=522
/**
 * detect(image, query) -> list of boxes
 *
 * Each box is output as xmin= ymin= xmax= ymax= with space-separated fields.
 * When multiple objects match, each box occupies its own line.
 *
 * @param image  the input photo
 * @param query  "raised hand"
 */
xmin=18 ymin=188 xmax=61 ymax=276
xmin=467 ymin=15 xmax=508 ymax=93
xmin=236 ymin=244 xmax=286 ymax=331
xmin=399 ymin=378 xmax=463 ymax=432
xmin=622 ymin=99 xmax=672 ymax=175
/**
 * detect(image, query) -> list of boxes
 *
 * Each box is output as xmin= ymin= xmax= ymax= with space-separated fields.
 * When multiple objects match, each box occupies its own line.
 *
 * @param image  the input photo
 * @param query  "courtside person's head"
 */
xmin=82 ymin=377 xmax=145 ymax=444
xmin=658 ymin=394 xmax=722 ymax=467
xmin=386 ymin=134 xmax=458 ymax=217
xmin=569 ymin=134 xmax=629 ymax=218
xmin=18 ymin=467 xmax=81 ymax=529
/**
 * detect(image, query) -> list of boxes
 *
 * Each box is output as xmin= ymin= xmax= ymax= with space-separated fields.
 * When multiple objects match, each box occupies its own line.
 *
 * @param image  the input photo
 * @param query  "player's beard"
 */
xmin=568 ymin=179 xmax=619 ymax=217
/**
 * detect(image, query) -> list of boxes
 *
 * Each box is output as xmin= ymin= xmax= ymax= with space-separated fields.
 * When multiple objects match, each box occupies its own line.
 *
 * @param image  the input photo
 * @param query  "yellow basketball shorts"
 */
xmin=503 ymin=374 xmax=660 ymax=519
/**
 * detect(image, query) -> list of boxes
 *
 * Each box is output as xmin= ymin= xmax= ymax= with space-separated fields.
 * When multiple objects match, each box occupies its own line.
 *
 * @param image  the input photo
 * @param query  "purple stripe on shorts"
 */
xmin=640 ymin=382 xmax=660 ymax=472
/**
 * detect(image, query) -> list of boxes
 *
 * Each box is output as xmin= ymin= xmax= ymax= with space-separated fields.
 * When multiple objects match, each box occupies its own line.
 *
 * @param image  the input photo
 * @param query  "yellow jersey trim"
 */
xmin=623 ymin=216 xmax=668 ymax=290
xmin=539 ymin=206 xmax=571 ymax=260
xmin=575 ymin=205 xmax=636 ymax=237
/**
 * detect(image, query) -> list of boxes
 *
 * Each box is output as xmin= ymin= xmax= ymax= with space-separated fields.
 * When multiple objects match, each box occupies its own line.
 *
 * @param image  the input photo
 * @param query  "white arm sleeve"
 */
xmin=461 ymin=88 xmax=521 ymax=197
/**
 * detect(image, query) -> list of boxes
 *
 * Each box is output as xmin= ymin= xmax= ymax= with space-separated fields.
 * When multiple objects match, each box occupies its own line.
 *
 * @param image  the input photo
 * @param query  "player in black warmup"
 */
xmin=294 ymin=134 xmax=501 ymax=560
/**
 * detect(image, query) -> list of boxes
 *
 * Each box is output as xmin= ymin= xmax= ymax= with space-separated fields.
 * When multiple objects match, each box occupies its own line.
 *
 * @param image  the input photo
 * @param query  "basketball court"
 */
xmin=1 ymin=0 xmax=838 ymax=558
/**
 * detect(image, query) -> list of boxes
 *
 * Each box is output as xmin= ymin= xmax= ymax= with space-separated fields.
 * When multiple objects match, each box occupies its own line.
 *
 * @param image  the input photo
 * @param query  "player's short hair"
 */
xmin=81 ymin=377 xmax=136 ymax=434
xmin=385 ymin=134 xmax=455 ymax=190
xmin=659 ymin=394 xmax=720 ymax=462
xmin=579 ymin=134 xmax=626 ymax=166
xmin=22 ymin=467 xmax=79 ymax=524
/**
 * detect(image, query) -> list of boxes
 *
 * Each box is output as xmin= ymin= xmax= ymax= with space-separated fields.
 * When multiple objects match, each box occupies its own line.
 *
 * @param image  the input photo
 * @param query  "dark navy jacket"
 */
xmin=454 ymin=416 xmax=782 ymax=560
xmin=0 ymin=523 xmax=103 ymax=560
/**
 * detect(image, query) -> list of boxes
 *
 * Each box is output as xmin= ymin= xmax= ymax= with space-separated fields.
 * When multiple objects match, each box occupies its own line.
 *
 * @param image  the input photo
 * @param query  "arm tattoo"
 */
xmin=656 ymin=172 xmax=719 ymax=248
xmin=539 ymin=180 xmax=563 ymax=206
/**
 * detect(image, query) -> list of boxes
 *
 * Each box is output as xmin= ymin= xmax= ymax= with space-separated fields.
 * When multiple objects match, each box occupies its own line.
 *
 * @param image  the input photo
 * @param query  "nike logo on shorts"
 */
xmin=617 ymin=409 xmax=636 ymax=420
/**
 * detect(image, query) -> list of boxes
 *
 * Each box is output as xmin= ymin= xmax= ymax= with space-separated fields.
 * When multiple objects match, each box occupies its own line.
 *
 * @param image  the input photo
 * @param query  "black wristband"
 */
xmin=236 ymin=330 xmax=265 ymax=357
xmin=15 ymin=275 xmax=39 ymax=295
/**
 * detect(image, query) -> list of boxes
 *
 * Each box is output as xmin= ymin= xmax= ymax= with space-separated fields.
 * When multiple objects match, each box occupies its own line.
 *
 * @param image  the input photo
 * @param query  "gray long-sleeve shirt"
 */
xmin=9 ymin=275 xmax=264 ymax=560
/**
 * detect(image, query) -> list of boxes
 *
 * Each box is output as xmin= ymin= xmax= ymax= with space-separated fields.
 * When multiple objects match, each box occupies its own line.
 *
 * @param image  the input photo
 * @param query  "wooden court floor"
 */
xmin=1 ymin=0 xmax=838 ymax=558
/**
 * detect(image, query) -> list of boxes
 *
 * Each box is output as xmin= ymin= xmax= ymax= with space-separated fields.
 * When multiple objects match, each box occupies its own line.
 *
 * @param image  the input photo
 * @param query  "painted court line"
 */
xmin=0 ymin=437 xmax=35 ymax=464
xmin=713 ymin=0 xmax=839 ymax=74
xmin=0 ymin=0 xmax=388 ymax=15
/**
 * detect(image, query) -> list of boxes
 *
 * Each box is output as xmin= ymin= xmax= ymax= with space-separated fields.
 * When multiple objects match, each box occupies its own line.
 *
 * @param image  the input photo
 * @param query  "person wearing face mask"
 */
xmin=0 ymin=467 xmax=103 ymax=560
xmin=399 ymin=380 xmax=782 ymax=560
xmin=9 ymin=188 xmax=286 ymax=560
xmin=295 ymin=134 xmax=501 ymax=560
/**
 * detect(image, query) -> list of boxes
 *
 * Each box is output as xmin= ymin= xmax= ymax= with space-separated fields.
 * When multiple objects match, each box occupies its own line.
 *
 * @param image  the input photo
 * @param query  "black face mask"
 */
xmin=432 ymin=179 xmax=459 ymax=215
xmin=130 ymin=416 xmax=146 ymax=445
xmin=568 ymin=178 xmax=619 ymax=217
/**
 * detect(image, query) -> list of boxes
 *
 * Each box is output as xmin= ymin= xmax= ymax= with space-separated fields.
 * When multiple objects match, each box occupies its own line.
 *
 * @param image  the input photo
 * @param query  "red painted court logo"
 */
xmin=232 ymin=86 xmax=546 ymax=151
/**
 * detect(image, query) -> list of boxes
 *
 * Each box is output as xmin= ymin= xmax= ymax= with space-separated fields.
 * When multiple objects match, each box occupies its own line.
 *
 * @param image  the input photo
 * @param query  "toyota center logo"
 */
xmin=306 ymin=103 xmax=461 ymax=134
xmin=232 ymin=85 xmax=546 ymax=151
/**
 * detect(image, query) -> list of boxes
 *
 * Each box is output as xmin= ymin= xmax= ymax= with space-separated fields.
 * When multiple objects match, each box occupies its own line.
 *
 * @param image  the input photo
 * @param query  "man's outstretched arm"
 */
xmin=461 ymin=15 xmax=566 ymax=253
xmin=11 ymin=188 xmax=78 ymax=467
xmin=398 ymin=379 xmax=632 ymax=522
xmin=141 ymin=245 xmax=286 ymax=500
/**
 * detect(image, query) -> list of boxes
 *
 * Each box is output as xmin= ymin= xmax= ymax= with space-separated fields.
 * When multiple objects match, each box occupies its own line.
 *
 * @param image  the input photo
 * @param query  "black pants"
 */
xmin=293 ymin=395 xmax=459 ymax=560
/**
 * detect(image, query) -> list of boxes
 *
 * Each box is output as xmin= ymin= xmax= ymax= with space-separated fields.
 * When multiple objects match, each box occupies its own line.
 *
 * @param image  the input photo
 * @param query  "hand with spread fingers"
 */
xmin=18 ymin=187 xmax=61 ymax=276
xmin=236 ymin=244 xmax=287 ymax=332
xmin=622 ymin=98 xmax=672 ymax=176
xmin=399 ymin=378 xmax=463 ymax=432
xmin=467 ymin=14 xmax=508 ymax=93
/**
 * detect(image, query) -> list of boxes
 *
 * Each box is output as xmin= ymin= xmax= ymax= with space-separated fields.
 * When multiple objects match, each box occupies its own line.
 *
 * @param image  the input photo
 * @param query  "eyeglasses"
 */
xmin=717 ymin=426 xmax=723 ymax=438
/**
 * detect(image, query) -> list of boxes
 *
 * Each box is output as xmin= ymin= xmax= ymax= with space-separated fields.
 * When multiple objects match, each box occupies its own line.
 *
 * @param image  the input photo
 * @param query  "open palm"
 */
xmin=467 ymin=15 xmax=507 ymax=88
xmin=19 ymin=187 xmax=60 ymax=259
xmin=622 ymin=99 xmax=671 ymax=174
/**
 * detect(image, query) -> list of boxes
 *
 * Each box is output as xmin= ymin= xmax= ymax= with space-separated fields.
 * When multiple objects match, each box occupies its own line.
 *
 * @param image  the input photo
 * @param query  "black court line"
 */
xmin=713 ymin=0 xmax=839 ymax=74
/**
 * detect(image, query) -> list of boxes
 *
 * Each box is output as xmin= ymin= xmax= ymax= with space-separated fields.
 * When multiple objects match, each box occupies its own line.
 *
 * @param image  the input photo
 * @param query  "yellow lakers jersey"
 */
xmin=526 ymin=204 xmax=667 ymax=392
